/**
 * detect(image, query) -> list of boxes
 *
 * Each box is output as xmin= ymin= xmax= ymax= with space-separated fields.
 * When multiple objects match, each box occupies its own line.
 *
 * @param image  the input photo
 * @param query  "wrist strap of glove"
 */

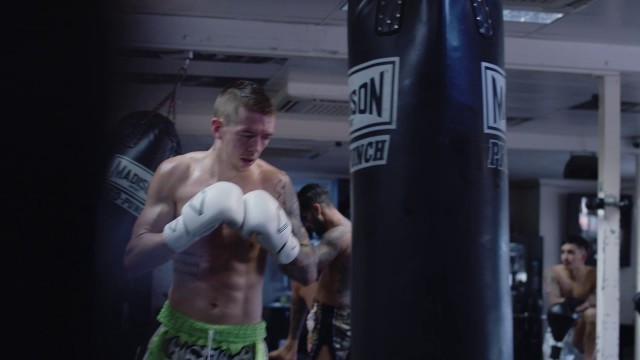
xmin=163 ymin=216 xmax=191 ymax=253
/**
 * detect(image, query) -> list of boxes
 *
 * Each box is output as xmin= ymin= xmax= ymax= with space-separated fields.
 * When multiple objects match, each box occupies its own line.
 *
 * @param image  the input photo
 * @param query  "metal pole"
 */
xmin=595 ymin=74 xmax=621 ymax=359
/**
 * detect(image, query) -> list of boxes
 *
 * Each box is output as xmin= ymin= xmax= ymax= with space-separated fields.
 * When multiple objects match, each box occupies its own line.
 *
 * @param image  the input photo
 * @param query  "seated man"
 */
xmin=543 ymin=235 xmax=596 ymax=360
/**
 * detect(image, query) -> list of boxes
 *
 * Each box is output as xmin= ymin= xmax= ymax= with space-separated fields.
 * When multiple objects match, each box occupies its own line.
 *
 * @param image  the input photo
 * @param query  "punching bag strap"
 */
xmin=152 ymin=51 xmax=194 ymax=122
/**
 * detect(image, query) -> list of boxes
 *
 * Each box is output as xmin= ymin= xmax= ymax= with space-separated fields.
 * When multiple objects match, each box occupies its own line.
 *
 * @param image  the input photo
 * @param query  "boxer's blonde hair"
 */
xmin=213 ymin=80 xmax=274 ymax=125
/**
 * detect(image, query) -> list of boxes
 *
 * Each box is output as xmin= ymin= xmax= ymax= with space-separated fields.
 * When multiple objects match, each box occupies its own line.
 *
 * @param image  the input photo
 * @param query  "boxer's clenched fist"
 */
xmin=241 ymin=190 xmax=301 ymax=264
xmin=163 ymin=181 xmax=244 ymax=252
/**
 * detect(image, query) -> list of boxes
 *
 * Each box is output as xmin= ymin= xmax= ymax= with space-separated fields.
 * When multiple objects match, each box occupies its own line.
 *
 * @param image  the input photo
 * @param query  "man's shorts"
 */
xmin=143 ymin=301 xmax=268 ymax=360
xmin=306 ymin=299 xmax=351 ymax=360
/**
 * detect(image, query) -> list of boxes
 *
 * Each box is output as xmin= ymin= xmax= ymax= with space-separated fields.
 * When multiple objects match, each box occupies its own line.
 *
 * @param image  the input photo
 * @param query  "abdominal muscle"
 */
xmin=167 ymin=225 xmax=267 ymax=325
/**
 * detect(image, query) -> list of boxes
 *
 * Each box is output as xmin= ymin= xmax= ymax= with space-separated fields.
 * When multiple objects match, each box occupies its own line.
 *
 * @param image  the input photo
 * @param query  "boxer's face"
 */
xmin=560 ymin=243 xmax=586 ymax=269
xmin=301 ymin=204 xmax=328 ymax=237
xmin=218 ymin=107 xmax=275 ymax=171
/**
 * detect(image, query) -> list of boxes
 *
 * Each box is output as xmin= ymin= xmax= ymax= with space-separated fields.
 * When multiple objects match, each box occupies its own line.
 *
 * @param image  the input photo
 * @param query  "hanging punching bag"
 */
xmin=348 ymin=1 xmax=511 ymax=359
xmin=94 ymin=110 xmax=182 ymax=358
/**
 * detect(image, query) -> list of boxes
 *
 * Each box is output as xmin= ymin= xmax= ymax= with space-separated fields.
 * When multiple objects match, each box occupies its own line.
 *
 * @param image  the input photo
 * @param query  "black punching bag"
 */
xmin=348 ymin=1 xmax=511 ymax=359
xmin=94 ymin=110 xmax=182 ymax=358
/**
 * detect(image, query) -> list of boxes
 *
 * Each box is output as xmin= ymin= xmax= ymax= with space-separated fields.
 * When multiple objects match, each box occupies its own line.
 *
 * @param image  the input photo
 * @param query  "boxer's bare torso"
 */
xmin=315 ymin=222 xmax=352 ymax=307
xmin=133 ymin=149 xmax=297 ymax=324
xmin=548 ymin=264 xmax=596 ymax=304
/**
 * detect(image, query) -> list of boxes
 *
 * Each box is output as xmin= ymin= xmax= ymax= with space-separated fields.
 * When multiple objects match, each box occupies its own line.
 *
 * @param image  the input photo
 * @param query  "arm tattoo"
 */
xmin=274 ymin=173 xmax=298 ymax=217
xmin=316 ymin=227 xmax=348 ymax=269
xmin=274 ymin=173 xmax=309 ymax=245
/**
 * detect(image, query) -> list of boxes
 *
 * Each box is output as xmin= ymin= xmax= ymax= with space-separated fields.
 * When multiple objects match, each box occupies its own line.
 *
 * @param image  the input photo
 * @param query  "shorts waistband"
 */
xmin=157 ymin=301 xmax=267 ymax=343
xmin=312 ymin=299 xmax=351 ymax=311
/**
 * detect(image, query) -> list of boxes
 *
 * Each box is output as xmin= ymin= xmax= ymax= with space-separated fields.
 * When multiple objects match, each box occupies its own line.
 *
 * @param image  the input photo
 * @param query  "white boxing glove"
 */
xmin=162 ymin=181 xmax=244 ymax=253
xmin=241 ymin=190 xmax=301 ymax=264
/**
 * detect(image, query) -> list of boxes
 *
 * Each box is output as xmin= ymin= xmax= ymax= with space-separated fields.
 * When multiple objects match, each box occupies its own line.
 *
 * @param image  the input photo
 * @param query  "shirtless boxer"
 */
xmin=297 ymin=183 xmax=352 ymax=360
xmin=123 ymin=80 xmax=317 ymax=360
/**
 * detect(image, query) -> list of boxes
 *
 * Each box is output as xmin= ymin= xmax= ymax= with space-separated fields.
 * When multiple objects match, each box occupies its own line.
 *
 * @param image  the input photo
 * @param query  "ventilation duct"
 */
xmin=260 ymin=138 xmax=337 ymax=161
xmin=272 ymin=68 xmax=349 ymax=117
xmin=570 ymin=94 xmax=640 ymax=114
xmin=278 ymin=98 xmax=350 ymax=117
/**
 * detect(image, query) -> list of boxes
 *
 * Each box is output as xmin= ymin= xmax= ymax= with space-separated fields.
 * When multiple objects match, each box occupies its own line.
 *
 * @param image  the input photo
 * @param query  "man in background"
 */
xmin=269 ymin=279 xmax=318 ymax=360
xmin=270 ymin=183 xmax=352 ymax=360
xmin=544 ymin=235 xmax=596 ymax=360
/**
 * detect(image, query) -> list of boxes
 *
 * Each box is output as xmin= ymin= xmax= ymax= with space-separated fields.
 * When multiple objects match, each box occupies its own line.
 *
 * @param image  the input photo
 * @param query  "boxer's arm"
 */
xmin=240 ymin=172 xmax=317 ymax=284
xmin=268 ymin=280 xmax=314 ymax=359
xmin=123 ymin=159 xmax=180 ymax=275
xmin=288 ymin=280 xmax=313 ymax=340
xmin=543 ymin=266 xmax=565 ymax=306
xmin=314 ymin=224 xmax=350 ymax=271
xmin=275 ymin=173 xmax=318 ymax=285
xmin=575 ymin=294 xmax=596 ymax=312
xmin=269 ymin=297 xmax=304 ymax=360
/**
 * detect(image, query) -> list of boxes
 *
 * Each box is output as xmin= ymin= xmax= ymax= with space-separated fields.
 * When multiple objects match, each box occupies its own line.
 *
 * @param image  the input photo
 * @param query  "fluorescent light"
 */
xmin=341 ymin=4 xmax=564 ymax=25
xmin=503 ymin=9 xmax=564 ymax=24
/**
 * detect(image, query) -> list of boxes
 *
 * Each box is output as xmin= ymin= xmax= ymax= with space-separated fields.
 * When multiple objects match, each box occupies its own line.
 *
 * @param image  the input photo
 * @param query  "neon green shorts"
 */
xmin=143 ymin=301 xmax=268 ymax=360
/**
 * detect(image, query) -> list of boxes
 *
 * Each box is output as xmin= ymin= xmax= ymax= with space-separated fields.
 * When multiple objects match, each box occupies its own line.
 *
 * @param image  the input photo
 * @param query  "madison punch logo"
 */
xmin=350 ymin=135 xmax=390 ymax=172
xmin=348 ymin=57 xmax=399 ymax=138
xmin=105 ymin=155 xmax=154 ymax=216
xmin=481 ymin=62 xmax=506 ymax=138
xmin=482 ymin=62 xmax=508 ymax=173
xmin=348 ymin=57 xmax=398 ymax=173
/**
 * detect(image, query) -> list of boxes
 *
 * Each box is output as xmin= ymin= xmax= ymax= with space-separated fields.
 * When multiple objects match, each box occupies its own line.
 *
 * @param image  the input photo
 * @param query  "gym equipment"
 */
xmin=546 ymin=303 xmax=581 ymax=359
xmin=93 ymin=52 xmax=190 ymax=358
xmin=348 ymin=1 xmax=510 ymax=358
